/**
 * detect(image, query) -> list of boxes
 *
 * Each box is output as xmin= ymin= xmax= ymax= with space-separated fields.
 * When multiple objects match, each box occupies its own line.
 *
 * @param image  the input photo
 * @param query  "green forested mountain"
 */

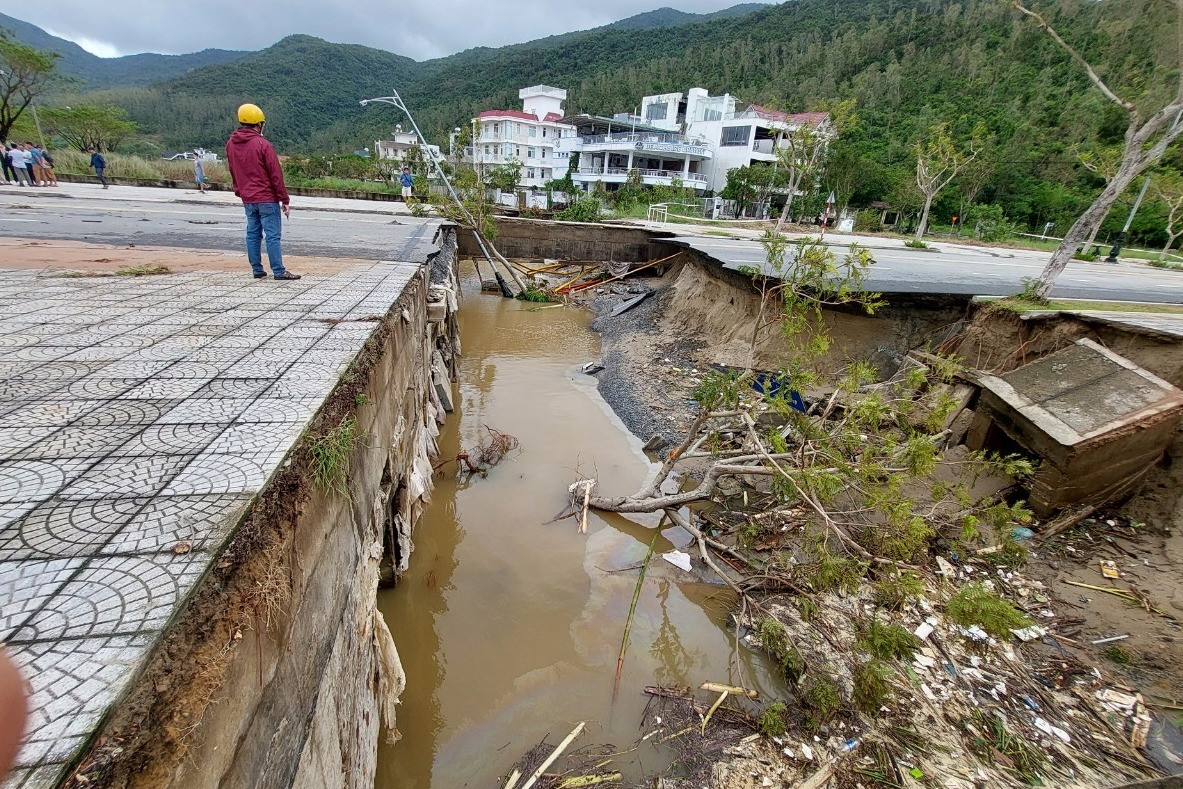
xmin=22 ymin=0 xmax=1183 ymax=239
xmin=0 ymin=13 xmax=246 ymax=88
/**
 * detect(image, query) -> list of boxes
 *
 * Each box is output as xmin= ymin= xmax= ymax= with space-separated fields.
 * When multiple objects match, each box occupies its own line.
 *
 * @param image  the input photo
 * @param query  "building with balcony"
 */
xmin=554 ymin=112 xmax=714 ymax=193
xmin=470 ymin=86 xmax=576 ymax=191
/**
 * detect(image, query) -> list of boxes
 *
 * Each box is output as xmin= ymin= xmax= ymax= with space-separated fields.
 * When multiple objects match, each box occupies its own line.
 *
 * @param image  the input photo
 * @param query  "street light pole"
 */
xmin=1104 ymin=175 xmax=1152 ymax=264
xmin=360 ymin=89 xmax=526 ymax=296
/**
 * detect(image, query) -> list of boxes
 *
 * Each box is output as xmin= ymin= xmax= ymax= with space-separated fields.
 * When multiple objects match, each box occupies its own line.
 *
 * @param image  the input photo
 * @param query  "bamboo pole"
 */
xmin=520 ymin=721 xmax=587 ymax=789
xmin=566 ymin=251 xmax=684 ymax=293
xmin=613 ymin=530 xmax=659 ymax=702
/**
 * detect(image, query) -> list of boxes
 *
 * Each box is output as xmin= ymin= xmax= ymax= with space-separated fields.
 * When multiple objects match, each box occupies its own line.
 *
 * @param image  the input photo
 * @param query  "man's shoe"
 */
xmin=273 ymin=272 xmax=301 ymax=281
xmin=253 ymin=272 xmax=266 ymax=279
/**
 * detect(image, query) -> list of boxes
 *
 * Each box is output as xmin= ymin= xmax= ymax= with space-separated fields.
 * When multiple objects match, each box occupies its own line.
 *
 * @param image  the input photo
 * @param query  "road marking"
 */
xmin=0 ymin=218 xmax=41 ymax=222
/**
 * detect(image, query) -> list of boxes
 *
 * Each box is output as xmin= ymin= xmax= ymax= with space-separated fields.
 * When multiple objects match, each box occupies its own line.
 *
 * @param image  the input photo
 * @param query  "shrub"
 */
xmin=904 ymin=239 xmax=928 ymax=249
xmin=557 ymin=194 xmax=602 ymax=223
xmin=858 ymin=619 xmax=919 ymax=661
xmin=757 ymin=617 xmax=806 ymax=681
xmin=963 ymin=203 xmax=1017 ymax=242
xmin=760 ymin=701 xmax=788 ymax=737
xmin=804 ymin=677 xmax=841 ymax=730
xmin=811 ymin=552 xmax=868 ymax=595
xmin=873 ymin=571 xmax=925 ymax=610
xmin=852 ymin=659 xmax=893 ymax=713
xmin=854 ymin=209 xmax=883 ymax=233
xmin=946 ymin=583 xmax=1032 ymax=639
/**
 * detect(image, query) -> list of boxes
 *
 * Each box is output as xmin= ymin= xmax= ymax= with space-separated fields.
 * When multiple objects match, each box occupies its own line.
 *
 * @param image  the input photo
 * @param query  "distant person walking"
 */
xmin=87 ymin=148 xmax=108 ymax=188
xmin=40 ymin=149 xmax=57 ymax=186
xmin=399 ymin=166 xmax=414 ymax=201
xmin=225 ymin=103 xmax=299 ymax=281
xmin=194 ymin=151 xmax=208 ymax=193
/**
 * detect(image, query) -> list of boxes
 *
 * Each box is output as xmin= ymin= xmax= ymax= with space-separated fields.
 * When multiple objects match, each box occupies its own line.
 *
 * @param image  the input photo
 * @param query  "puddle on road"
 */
xmin=376 ymin=264 xmax=779 ymax=788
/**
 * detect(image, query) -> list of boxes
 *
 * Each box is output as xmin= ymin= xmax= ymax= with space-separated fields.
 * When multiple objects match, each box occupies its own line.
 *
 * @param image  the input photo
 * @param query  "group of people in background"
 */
xmin=1 ymin=141 xmax=57 ymax=186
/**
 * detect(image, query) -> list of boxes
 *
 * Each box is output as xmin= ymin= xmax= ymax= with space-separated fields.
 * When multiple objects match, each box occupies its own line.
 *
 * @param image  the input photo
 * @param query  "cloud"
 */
xmin=0 ymin=0 xmax=769 ymax=60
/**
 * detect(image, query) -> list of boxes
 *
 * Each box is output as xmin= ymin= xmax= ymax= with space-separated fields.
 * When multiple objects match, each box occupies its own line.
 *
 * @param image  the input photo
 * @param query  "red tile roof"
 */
xmin=747 ymin=105 xmax=830 ymax=126
xmin=478 ymin=109 xmax=569 ymax=124
xmin=479 ymin=109 xmax=540 ymax=121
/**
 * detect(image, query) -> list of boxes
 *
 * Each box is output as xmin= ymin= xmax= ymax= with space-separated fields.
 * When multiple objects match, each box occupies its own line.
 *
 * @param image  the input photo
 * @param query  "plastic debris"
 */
xmin=661 ymin=550 xmax=692 ymax=572
xmin=1100 ymin=560 xmax=1121 ymax=579
xmin=1034 ymin=717 xmax=1072 ymax=744
xmin=1011 ymin=625 xmax=1048 ymax=642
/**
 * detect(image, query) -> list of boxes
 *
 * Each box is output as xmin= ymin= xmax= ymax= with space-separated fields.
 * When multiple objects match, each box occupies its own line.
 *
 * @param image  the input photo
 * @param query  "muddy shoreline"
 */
xmin=589 ymin=277 xmax=705 ymax=454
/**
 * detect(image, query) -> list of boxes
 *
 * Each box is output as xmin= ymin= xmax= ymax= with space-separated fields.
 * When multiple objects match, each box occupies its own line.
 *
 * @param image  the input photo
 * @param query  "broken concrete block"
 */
xmin=971 ymin=339 xmax=1183 ymax=516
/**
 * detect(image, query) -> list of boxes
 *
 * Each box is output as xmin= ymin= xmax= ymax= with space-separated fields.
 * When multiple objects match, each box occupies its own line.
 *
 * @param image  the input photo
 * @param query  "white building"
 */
xmin=470 ymin=86 xmax=575 ymax=191
xmin=691 ymin=103 xmax=832 ymax=193
xmin=468 ymin=85 xmax=832 ymax=202
xmin=374 ymin=127 xmax=443 ymax=165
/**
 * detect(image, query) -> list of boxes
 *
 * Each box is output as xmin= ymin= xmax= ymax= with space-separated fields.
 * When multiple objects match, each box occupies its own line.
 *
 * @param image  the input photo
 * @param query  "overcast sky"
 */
xmin=0 ymin=1 xmax=771 ymax=61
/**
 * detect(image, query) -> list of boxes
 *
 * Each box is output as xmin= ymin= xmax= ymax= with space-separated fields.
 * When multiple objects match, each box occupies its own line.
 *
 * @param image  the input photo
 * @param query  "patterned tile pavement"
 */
xmin=0 ymin=259 xmax=426 ymax=787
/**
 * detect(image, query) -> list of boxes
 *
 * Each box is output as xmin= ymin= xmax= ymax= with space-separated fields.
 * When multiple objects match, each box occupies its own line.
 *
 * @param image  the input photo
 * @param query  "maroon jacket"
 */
xmin=225 ymin=127 xmax=290 ymax=205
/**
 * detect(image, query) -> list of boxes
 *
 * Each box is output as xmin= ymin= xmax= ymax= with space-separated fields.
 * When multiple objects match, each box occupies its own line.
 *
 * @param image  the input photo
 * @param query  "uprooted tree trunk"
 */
xmin=1016 ymin=0 xmax=1183 ymax=299
xmin=586 ymin=408 xmax=875 ymax=562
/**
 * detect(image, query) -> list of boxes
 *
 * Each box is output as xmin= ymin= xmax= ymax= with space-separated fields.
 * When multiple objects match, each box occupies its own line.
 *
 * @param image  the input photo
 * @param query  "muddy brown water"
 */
xmin=375 ymin=264 xmax=780 ymax=787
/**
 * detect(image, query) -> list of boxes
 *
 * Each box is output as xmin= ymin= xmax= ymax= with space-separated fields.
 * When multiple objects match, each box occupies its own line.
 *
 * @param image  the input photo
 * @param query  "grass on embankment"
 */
xmin=984 ymin=296 xmax=1183 ymax=315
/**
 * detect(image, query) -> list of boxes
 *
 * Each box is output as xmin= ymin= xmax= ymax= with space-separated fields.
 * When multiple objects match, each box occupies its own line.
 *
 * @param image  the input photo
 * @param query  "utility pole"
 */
xmin=1105 ymin=175 xmax=1152 ymax=264
xmin=29 ymin=104 xmax=46 ymax=149
xmin=360 ymin=90 xmax=527 ymax=297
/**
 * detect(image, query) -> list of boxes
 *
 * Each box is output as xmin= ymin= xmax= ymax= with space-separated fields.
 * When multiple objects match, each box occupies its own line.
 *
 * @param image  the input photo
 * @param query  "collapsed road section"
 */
xmin=0 ymin=222 xmax=459 ymax=789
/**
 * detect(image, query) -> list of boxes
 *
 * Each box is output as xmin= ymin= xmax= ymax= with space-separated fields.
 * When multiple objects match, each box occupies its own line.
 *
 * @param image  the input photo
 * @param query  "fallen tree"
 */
xmin=558 ymin=234 xmax=1164 ymax=787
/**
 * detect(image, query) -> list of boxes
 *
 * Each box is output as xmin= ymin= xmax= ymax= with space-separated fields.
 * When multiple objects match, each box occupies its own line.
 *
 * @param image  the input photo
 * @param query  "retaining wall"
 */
xmin=62 ymin=233 xmax=460 ymax=789
xmin=458 ymin=217 xmax=672 ymax=262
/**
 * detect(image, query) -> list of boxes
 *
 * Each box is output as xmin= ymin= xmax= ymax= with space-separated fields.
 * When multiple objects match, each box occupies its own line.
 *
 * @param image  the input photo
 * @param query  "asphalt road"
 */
xmin=0 ymin=184 xmax=434 ymax=261
xmin=4 ymin=184 xmax=1181 ymax=303
xmin=670 ymin=234 xmax=1183 ymax=304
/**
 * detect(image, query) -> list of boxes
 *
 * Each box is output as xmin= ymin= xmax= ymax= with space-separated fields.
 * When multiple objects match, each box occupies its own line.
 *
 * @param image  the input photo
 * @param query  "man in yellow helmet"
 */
xmin=225 ymin=103 xmax=300 ymax=280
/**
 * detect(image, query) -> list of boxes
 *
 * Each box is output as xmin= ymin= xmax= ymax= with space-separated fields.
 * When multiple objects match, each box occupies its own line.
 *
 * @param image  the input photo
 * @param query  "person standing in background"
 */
xmin=88 ymin=147 xmax=108 ymax=188
xmin=40 ymin=148 xmax=57 ymax=186
xmin=0 ymin=141 xmax=15 ymax=184
xmin=399 ymin=166 xmax=414 ymax=201
xmin=9 ymin=144 xmax=31 ymax=186
xmin=194 ymin=150 xmax=208 ymax=193
xmin=7 ymin=144 xmax=28 ymax=186
xmin=29 ymin=144 xmax=47 ymax=186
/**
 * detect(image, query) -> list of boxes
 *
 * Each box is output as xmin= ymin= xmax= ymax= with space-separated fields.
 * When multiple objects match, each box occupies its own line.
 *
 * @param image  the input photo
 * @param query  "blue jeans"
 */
xmin=244 ymin=202 xmax=285 ymax=277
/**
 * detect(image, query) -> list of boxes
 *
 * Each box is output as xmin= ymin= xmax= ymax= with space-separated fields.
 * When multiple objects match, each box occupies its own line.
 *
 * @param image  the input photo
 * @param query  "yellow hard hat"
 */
xmin=237 ymin=103 xmax=266 ymax=124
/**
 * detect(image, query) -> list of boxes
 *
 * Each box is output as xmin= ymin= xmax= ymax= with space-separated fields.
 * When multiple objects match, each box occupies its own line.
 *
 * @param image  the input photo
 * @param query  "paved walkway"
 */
xmin=0 ymin=258 xmax=428 ymax=788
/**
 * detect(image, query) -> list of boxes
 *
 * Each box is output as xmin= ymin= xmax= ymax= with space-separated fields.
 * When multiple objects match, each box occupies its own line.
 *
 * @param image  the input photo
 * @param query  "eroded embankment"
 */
xmin=61 ymin=234 xmax=460 ymax=789
xmin=593 ymin=251 xmax=969 ymax=451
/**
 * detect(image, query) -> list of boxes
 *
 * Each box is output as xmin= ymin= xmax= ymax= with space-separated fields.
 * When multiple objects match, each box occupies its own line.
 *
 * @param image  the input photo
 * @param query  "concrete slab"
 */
xmin=0 ymin=248 xmax=436 ymax=786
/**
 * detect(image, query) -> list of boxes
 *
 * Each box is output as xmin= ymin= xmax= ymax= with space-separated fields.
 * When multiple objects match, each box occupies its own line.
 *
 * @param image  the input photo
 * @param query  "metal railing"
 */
xmin=576 ymin=131 xmax=710 ymax=147
xmin=574 ymin=167 xmax=707 ymax=183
